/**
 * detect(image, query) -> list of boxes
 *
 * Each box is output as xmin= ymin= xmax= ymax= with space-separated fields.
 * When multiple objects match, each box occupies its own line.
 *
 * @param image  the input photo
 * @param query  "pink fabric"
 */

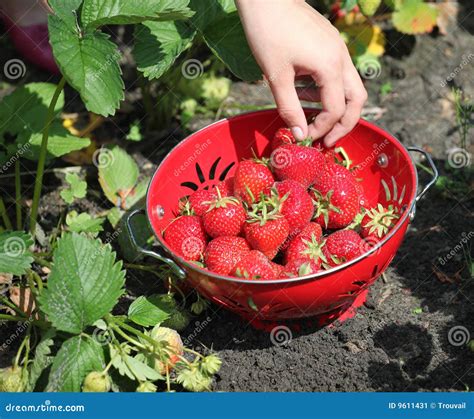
xmin=1 ymin=13 xmax=59 ymax=74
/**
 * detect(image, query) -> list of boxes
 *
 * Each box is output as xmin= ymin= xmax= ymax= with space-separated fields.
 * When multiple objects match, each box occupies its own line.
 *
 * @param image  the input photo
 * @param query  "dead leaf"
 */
xmin=9 ymin=286 xmax=36 ymax=317
xmin=433 ymin=2 xmax=459 ymax=35
xmin=432 ymin=266 xmax=462 ymax=284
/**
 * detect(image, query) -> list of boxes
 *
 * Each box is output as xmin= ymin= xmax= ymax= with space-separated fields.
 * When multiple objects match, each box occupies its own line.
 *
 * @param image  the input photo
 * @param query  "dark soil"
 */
xmin=0 ymin=3 xmax=473 ymax=392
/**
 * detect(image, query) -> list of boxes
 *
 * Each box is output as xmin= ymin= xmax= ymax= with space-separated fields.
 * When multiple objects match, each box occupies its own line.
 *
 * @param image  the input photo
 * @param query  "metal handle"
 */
xmin=125 ymin=209 xmax=186 ymax=280
xmin=407 ymin=146 xmax=438 ymax=221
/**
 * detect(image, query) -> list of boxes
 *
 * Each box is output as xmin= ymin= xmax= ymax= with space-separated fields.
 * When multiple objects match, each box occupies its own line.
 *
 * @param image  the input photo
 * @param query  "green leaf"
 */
xmin=60 ymin=173 xmax=87 ymax=204
xmin=341 ymin=0 xmax=358 ymax=12
xmin=392 ymin=0 xmax=438 ymax=34
xmin=27 ymin=329 xmax=56 ymax=391
xmin=201 ymin=12 xmax=261 ymax=81
xmin=189 ymin=0 xmax=237 ymax=31
xmin=123 ymin=178 xmax=149 ymax=209
xmin=66 ymin=211 xmax=105 ymax=236
xmin=38 ymin=232 xmax=125 ymax=334
xmin=98 ymin=145 xmax=139 ymax=206
xmin=128 ymin=295 xmax=175 ymax=327
xmin=110 ymin=346 xmax=162 ymax=381
xmin=0 ymin=231 xmax=33 ymax=275
xmin=48 ymin=0 xmax=83 ymax=30
xmin=81 ymin=0 xmax=193 ymax=29
xmin=134 ymin=20 xmax=195 ymax=80
xmin=48 ymin=15 xmax=124 ymax=116
xmin=46 ymin=335 xmax=105 ymax=392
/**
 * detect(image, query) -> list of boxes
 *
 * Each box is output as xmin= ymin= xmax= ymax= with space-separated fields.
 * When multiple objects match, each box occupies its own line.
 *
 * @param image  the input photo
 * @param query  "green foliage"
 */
xmin=128 ymin=294 xmax=175 ymax=327
xmin=0 ymin=231 xmax=33 ymax=275
xmin=46 ymin=335 xmax=105 ymax=392
xmin=392 ymin=0 xmax=438 ymax=34
xmin=38 ymin=232 xmax=125 ymax=334
xmin=125 ymin=120 xmax=143 ymax=142
xmin=0 ymin=83 xmax=90 ymax=165
xmin=27 ymin=330 xmax=56 ymax=391
xmin=66 ymin=211 xmax=105 ymax=236
xmin=60 ymin=173 xmax=87 ymax=204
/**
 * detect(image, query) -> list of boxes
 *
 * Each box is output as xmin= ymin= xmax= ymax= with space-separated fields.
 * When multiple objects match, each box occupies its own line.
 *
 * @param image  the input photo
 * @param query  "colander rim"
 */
xmin=146 ymin=108 xmax=418 ymax=285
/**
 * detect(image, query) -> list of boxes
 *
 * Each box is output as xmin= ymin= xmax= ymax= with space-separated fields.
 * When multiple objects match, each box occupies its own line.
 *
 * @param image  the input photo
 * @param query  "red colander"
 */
xmin=126 ymin=109 xmax=437 ymax=324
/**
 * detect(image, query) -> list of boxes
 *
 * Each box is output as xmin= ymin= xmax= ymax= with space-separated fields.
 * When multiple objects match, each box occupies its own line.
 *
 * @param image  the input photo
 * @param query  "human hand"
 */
xmin=236 ymin=0 xmax=367 ymax=147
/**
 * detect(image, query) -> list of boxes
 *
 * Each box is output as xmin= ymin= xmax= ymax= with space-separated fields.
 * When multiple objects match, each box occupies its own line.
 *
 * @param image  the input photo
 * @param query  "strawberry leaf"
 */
xmin=0 ymin=231 xmax=34 ymax=276
xmin=60 ymin=173 xmax=87 ymax=204
xmin=393 ymin=0 xmax=438 ymax=35
xmin=134 ymin=20 xmax=196 ymax=80
xmin=26 ymin=329 xmax=56 ymax=391
xmin=81 ymin=0 xmax=193 ymax=29
xmin=38 ymin=232 xmax=125 ymax=334
xmin=46 ymin=335 xmax=105 ymax=392
xmin=48 ymin=15 xmax=124 ymax=116
xmin=66 ymin=211 xmax=105 ymax=236
xmin=127 ymin=294 xmax=174 ymax=327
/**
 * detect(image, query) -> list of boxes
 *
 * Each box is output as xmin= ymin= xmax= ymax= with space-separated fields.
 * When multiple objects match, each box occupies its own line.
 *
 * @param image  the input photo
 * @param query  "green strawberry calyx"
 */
xmin=311 ymin=189 xmax=341 ymax=228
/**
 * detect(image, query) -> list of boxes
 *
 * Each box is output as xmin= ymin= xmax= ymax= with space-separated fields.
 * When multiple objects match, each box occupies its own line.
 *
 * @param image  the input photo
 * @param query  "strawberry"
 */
xmin=150 ymin=326 xmax=183 ymax=375
xmin=323 ymin=229 xmax=363 ymax=267
xmin=231 ymin=250 xmax=276 ymax=279
xmin=202 ymin=192 xmax=246 ymax=238
xmin=360 ymin=204 xmax=399 ymax=240
xmin=270 ymin=141 xmax=326 ymax=188
xmin=284 ymin=258 xmax=320 ymax=277
xmin=311 ymin=167 xmax=360 ymax=229
xmin=270 ymin=127 xmax=295 ymax=150
xmin=267 ymin=180 xmax=314 ymax=233
xmin=163 ymin=215 xmax=207 ymax=261
xmin=285 ymin=230 xmax=326 ymax=268
xmin=187 ymin=189 xmax=215 ymax=216
xmin=204 ymin=236 xmax=251 ymax=275
xmin=215 ymin=177 xmax=234 ymax=197
xmin=243 ymin=195 xmax=290 ymax=259
xmin=270 ymin=261 xmax=286 ymax=278
xmin=233 ymin=160 xmax=274 ymax=205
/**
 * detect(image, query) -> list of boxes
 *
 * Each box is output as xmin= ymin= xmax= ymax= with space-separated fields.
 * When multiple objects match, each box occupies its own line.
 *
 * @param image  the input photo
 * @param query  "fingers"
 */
xmin=323 ymin=58 xmax=367 ymax=147
xmin=307 ymin=72 xmax=346 ymax=140
xmin=270 ymin=73 xmax=308 ymax=140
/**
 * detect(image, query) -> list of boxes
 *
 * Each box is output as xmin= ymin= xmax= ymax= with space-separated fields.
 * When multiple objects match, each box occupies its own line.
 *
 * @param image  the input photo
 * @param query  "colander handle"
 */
xmin=125 ymin=209 xmax=186 ymax=280
xmin=407 ymin=146 xmax=439 ymax=220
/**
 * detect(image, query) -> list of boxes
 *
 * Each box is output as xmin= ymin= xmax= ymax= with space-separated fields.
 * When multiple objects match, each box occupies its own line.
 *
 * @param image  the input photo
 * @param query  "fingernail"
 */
xmin=291 ymin=126 xmax=304 ymax=141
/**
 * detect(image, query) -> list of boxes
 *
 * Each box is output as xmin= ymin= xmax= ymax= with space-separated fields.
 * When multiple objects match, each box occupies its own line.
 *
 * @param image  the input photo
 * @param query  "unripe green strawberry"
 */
xmin=358 ymin=0 xmax=381 ymax=16
xmin=82 ymin=371 xmax=111 ymax=392
xmin=0 ymin=366 xmax=24 ymax=392
xmin=162 ymin=310 xmax=191 ymax=331
xmin=136 ymin=381 xmax=158 ymax=392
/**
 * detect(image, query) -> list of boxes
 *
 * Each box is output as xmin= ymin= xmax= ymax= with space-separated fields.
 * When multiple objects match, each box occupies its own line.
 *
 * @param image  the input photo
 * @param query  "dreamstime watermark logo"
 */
xmin=270 ymin=147 xmax=292 ymax=170
xmin=0 ymin=143 xmax=31 ymax=175
xmin=1 ymin=317 xmax=32 ymax=351
xmin=3 ymin=237 xmax=27 ymax=257
xmin=3 ymin=59 xmax=26 ymax=80
xmin=440 ymin=53 xmax=474 ymax=87
xmin=358 ymin=57 xmax=382 ymax=80
xmin=438 ymin=231 xmax=473 ymax=266
xmin=174 ymin=139 xmax=212 ymax=177
xmin=352 ymin=139 xmax=389 ymax=175
xmin=270 ymin=325 xmax=292 ymax=346
xmin=447 ymin=147 xmax=471 ymax=169
xmin=92 ymin=147 xmax=115 ymax=169
xmin=181 ymin=59 xmax=204 ymax=79
xmin=183 ymin=317 xmax=212 ymax=346
xmin=447 ymin=325 xmax=470 ymax=347
xmin=360 ymin=236 xmax=382 ymax=257
xmin=92 ymin=327 xmax=112 ymax=346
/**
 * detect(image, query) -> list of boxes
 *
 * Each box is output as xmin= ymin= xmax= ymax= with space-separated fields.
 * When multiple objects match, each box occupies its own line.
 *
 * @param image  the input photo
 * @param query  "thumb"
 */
xmin=269 ymin=74 xmax=308 ymax=141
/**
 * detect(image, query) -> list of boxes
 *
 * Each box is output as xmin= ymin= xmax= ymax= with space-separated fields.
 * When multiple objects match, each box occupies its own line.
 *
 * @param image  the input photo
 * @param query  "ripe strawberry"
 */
xmin=360 ymin=204 xmax=399 ymax=240
xmin=270 ymin=261 xmax=286 ymax=278
xmin=231 ymin=250 xmax=276 ymax=279
xmin=270 ymin=127 xmax=295 ymax=150
xmin=204 ymin=236 xmax=251 ymax=275
xmin=244 ymin=195 xmax=290 ymax=259
xmin=284 ymin=258 xmax=320 ymax=277
xmin=267 ymin=180 xmax=314 ymax=233
xmin=202 ymin=193 xmax=246 ymax=238
xmin=311 ymin=167 xmax=360 ymax=229
xmin=150 ymin=326 xmax=183 ymax=375
xmin=233 ymin=160 xmax=274 ymax=205
xmin=270 ymin=141 xmax=326 ymax=188
xmin=163 ymin=215 xmax=207 ymax=261
xmin=215 ymin=177 xmax=234 ymax=197
xmin=323 ymin=229 xmax=363 ymax=267
xmin=358 ymin=0 xmax=381 ymax=17
xmin=285 ymin=231 xmax=326 ymax=268
xmin=187 ymin=189 xmax=215 ymax=216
